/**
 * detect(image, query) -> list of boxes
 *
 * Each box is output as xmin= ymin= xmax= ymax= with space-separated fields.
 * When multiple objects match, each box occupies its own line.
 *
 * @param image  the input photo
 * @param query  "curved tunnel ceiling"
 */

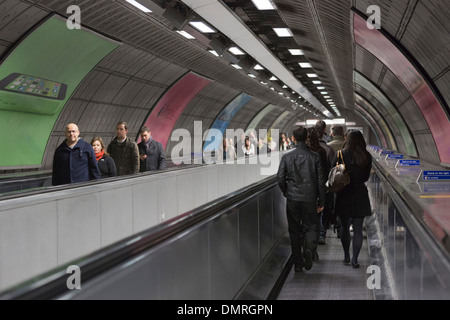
xmin=353 ymin=11 xmax=450 ymax=164
xmin=354 ymin=71 xmax=417 ymax=157
xmin=0 ymin=0 xmax=449 ymax=171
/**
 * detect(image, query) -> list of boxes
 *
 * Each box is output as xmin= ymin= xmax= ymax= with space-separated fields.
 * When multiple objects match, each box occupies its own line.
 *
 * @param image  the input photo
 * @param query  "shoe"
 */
xmin=343 ymin=257 xmax=350 ymax=264
xmin=318 ymin=238 xmax=326 ymax=245
xmin=351 ymin=259 xmax=360 ymax=268
xmin=304 ymin=249 xmax=313 ymax=270
xmin=294 ymin=265 xmax=303 ymax=272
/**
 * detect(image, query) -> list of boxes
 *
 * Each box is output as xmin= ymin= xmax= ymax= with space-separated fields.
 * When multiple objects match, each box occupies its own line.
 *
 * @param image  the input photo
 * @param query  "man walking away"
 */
xmin=277 ymin=126 xmax=326 ymax=272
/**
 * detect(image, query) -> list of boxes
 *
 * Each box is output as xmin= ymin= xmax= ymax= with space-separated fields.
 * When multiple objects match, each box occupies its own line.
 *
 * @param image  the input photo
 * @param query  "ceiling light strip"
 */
xmin=180 ymin=0 xmax=329 ymax=116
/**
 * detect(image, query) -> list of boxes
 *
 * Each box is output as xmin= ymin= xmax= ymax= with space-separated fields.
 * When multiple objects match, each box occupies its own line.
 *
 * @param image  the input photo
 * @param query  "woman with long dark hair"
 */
xmin=332 ymin=130 xmax=372 ymax=268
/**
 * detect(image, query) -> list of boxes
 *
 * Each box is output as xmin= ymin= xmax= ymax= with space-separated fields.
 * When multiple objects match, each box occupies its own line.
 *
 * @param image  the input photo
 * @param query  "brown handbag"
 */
xmin=326 ymin=150 xmax=350 ymax=192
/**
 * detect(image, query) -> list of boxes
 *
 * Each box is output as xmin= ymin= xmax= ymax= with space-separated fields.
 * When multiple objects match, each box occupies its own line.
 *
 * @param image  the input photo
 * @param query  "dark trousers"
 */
xmin=286 ymin=199 xmax=320 ymax=267
xmin=320 ymin=191 xmax=335 ymax=239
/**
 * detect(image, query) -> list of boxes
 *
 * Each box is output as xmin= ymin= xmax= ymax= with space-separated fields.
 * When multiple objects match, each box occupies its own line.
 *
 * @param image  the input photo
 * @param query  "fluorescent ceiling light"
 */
xmin=177 ymin=30 xmax=195 ymax=39
xmin=126 ymin=0 xmax=152 ymax=12
xmin=324 ymin=96 xmax=330 ymax=99
xmin=228 ymin=47 xmax=245 ymax=55
xmin=251 ymin=0 xmax=276 ymax=10
xmin=289 ymin=49 xmax=304 ymax=55
xmin=254 ymin=64 xmax=264 ymax=70
xmin=248 ymin=73 xmax=256 ymax=78
xmin=273 ymin=28 xmax=293 ymax=37
xmin=317 ymin=86 xmax=325 ymax=90
xmin=209 ymin=50 xmax=219 ymax=56
xmin=299 ymin=62 xmax=312 ymax=68
xmin=307 ymin=73 xmax=318 ymax=78
xmin=312 ymin=81 xmax=322 ymax=84
xmin=189 ymin=21 xmax=216 ymax=33
xmin=282 ymin=85 xmax=288 ymax=89
xmin=321 ymin=91 xmax=328 ymax=95
xmin=231 ymin=64 xmax=242 ymax=69
xmin=278 ymin=92 xmax=284 ymax=95
xmin=270 ymin=76 xmax=278 ymax=81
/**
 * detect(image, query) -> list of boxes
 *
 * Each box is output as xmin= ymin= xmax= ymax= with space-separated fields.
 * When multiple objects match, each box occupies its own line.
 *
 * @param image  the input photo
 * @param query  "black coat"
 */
xmin=277 ymin=142 xmax=326 ymax=206
xmin=97 ymin=154 xmax=117 ymax=178
xmin=52 ymin=139 xmax=100 ymax=186
xmin=138 ymin=139 xmax=166 ymax=172
xmin=332 ymin=149 xmax=372 ymax=218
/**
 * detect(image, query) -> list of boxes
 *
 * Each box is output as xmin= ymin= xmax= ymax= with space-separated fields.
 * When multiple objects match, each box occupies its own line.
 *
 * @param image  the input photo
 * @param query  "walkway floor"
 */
xmin=276 ymin=228 xmax=374 ymax=300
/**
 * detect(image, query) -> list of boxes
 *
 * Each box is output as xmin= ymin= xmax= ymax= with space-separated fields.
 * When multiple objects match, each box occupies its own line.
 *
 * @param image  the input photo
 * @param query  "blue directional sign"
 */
xmin=422 ymin=183 xmax=450 ymax=193
xmin=386 ymin=154 xmax=404 ymax=160
xmin=423 ymin=171 xmax=450 ymax=180
xmin=380 ymin=150 xmax=394 ymax=155
xmin=397 ymin=160 xmax=420 ymax=167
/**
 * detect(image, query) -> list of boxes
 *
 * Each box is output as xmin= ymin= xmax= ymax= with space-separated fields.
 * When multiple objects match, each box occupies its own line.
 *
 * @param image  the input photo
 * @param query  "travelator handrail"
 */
xmin=0 ymin=159 xmax=200 ymax=201
xmin=371 ymin=159 xmax=450 ymax=287
xmin=0 ymin=175 xmax=279 ymax=300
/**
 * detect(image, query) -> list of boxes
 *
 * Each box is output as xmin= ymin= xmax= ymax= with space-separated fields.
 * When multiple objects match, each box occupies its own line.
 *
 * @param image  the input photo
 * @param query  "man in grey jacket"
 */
xmin=138 ymin=126 xmax=166 ymax=172
xmin=277 ymin=126 xmax=326 ymax=272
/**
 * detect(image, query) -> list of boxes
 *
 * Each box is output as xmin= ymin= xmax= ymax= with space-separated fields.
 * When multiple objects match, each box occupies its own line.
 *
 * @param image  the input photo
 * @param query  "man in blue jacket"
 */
xmin=52 ymin=123 xmax=101 ymax=186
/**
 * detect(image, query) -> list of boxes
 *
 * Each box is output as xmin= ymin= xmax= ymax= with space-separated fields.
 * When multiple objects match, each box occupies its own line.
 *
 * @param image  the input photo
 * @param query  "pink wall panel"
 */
xmin=140 ymin=72 xmax=212 ymax=149
xmin=353 ymin=14 xmax=450 ymax=164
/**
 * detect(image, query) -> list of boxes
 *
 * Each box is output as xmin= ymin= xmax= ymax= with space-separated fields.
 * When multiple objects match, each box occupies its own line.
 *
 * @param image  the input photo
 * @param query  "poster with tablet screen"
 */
xmin=0 ymin=15 xmax=120 ymax=168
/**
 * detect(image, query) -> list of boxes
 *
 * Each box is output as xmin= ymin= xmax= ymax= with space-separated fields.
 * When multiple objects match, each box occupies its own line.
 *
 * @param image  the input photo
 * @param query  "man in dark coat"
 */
xmin=107 ymin=121 xmax=140 ymax=176
xmin=277 ymin=126 xmax=326 ymax=273
xmin=52 ymin=123 xmax=100 ymax=186
xmin=138 ymin=126 xmax=166 ymax=172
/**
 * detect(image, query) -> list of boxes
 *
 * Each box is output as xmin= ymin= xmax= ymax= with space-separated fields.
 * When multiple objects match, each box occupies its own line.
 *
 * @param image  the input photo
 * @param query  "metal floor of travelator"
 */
xmin=276 ymin=228 xmax=373 ymax=300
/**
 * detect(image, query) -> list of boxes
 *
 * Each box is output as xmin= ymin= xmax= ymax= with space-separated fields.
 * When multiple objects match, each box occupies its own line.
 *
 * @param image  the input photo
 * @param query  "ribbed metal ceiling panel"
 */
xmin=354 ymin=45 xmax=385 ymax=86
xmin=401 ymin=1 xmax=450 ymax=78
xmin=379 ymin=69 xmax=411 ymax=107
xmin=275 ymin=0 xmax=354 ymax=112
xmin=354 ymin=0 xmax=411 ymax=39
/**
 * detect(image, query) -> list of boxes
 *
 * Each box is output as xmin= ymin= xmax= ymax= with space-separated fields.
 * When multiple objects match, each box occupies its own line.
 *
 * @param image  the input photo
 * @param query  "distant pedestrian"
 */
xmin=327 ymin=124 xmax=346 ymax=153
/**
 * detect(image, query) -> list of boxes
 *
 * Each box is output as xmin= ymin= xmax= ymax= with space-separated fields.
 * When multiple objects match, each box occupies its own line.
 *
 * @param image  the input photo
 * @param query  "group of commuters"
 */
xmin=277 ymin=121 xmax=372 ymax=272
xmin=220 ymin=130 xmax=293 ymax=161
xmin=52 ymin=121 xmax=166 ymax=186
